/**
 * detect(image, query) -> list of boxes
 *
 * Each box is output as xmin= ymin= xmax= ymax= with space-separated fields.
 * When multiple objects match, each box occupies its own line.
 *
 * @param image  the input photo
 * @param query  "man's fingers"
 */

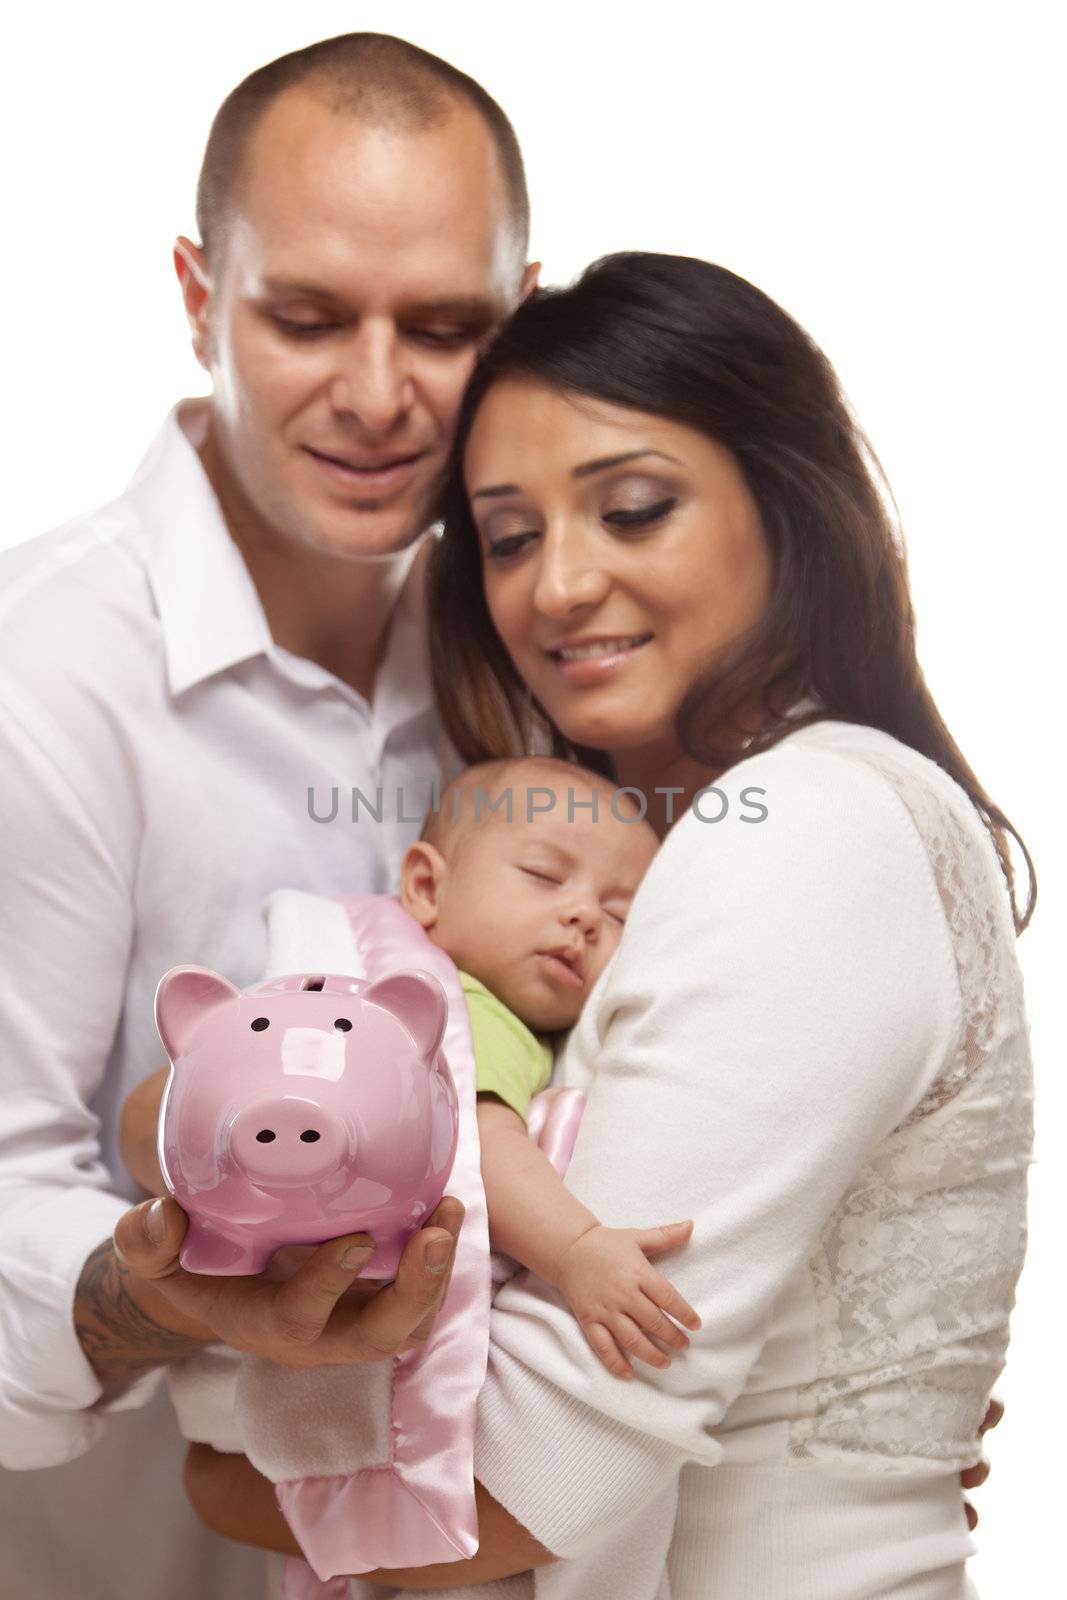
xmin=113 ymin=1197 xmax=189 ymax=1279
xmin=396 ymin=1198 xmax=464 ymax=1345
xmin=270 ymin=1234 xmax=377 ymax=1346
xmin=347 ymin=1225 xmax=458 ymax=1358
xmin=425 ymin=1194 xmax=465 ymax=1239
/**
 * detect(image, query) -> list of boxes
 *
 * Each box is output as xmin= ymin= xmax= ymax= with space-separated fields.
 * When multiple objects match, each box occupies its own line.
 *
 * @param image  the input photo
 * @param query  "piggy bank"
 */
xmin=154 ymin=966 xmax=459 ymax=1278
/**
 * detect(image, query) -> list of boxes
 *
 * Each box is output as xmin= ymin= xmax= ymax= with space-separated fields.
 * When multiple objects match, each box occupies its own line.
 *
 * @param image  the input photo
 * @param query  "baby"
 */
xmin=399 ymin=755 xmax=700 ymax=1379
xmin=120 ymin=755 xmax=698 ymax=1380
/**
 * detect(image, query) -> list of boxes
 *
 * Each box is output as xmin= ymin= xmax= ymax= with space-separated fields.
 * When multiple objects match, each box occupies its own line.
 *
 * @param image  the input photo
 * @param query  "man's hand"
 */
xmin=556 ymin=1220 xmax=700 ymax=1379
xmin=76 ymin=1195 xmax=463 ymax=1393
xmin=119 ymin=1065 xmax=170 ymax=1195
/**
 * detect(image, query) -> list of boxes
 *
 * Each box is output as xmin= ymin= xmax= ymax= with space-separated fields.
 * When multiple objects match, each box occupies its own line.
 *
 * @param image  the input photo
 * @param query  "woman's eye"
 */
xmin=485 ymin=530 xmax=538 ymax=562
xmin=602 ymin=496 xmax=677 ymax=529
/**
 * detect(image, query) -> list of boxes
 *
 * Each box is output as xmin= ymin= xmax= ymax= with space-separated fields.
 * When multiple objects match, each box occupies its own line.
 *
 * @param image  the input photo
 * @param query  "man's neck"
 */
xmin=197 ymin=426 xmax=426 ymax=702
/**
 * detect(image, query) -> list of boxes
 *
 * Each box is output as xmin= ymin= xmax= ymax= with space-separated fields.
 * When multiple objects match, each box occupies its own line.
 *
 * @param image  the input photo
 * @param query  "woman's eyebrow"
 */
xmin=572 ymin=449 xmax=682 ymax=478
xmin=470 ymin=481 xmax=522 ymax=501
xmin=470 ymin=449 xmax=681 ymax=502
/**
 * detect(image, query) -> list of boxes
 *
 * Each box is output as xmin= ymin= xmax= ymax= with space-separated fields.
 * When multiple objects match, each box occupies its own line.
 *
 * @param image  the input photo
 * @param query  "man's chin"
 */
xmin=294 ymin=502 xmax=438 ymax=563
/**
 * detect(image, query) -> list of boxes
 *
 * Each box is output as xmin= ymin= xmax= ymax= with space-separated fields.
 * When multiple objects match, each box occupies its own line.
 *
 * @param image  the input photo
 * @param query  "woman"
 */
xmin=190 ymin=253 xmax=1034 ymax=1598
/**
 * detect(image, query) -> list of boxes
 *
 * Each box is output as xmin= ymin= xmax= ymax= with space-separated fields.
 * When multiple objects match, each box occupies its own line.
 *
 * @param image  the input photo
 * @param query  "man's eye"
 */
xmin=602 ymin=497 xmax=677 ymax=529
xmin=271 ymin=315 xmax=338 ymax=340
xmin=410 ymin=327 xmax=475 ymax=349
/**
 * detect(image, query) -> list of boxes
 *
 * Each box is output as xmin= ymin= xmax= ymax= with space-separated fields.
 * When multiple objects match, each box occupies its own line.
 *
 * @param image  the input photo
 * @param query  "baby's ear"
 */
xmin=399 ymin=841 xmax=447 ymax=929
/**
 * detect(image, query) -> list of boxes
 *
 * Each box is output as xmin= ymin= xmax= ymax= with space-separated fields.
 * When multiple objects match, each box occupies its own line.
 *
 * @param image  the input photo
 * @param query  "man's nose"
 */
xmin=328 ymin=324 xmax=413 ymax=435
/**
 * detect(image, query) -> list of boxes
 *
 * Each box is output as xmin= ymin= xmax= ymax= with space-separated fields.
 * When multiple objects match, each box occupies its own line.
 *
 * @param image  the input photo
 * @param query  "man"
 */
xmin=0 ymin=34 xmax=536 ymax=1600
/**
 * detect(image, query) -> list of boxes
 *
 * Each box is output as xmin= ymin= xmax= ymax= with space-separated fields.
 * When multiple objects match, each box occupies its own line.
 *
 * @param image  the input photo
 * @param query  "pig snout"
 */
xmin=227 ymin=1095 xmax=351 ymax=1185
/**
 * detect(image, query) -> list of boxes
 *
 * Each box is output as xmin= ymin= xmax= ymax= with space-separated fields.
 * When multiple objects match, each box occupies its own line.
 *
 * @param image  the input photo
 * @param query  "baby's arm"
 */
xmin=477 ymin=1095 xmax=700 ymax=1378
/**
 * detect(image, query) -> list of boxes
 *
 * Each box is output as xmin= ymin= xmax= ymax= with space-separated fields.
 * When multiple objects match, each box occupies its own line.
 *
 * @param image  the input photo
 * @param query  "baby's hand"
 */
xmin=556 ymin=1221 xmax=701 ymax=1379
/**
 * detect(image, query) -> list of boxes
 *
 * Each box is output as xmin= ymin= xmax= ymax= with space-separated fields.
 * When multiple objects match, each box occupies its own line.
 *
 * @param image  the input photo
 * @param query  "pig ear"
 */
xmin=361 ymin=970 xmax=448 ymax=1061
xmin=155 ymin=965 xmax=240 ymax=1059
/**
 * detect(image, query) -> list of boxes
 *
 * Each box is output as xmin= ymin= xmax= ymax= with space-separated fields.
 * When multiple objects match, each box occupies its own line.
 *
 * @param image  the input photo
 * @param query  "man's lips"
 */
xmin=302 ymin=446 xmax=426 ymax=494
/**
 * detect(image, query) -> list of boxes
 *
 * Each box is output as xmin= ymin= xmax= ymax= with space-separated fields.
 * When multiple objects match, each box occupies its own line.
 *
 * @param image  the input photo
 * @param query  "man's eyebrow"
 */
xmin=258 ymin=282 xmax=498 ymax=324
xmin=471 ymin=449 xmax=682 ymax=501
xmin=402 ymin=296 xmax=499 ymax=322
xmin=259 ymin=278 xmax=347 ymax=304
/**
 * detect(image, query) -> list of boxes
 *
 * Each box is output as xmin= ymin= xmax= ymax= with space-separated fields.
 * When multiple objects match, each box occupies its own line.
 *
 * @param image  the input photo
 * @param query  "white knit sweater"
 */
xmin=335 ymin=719 xmax=1033 ymax=1600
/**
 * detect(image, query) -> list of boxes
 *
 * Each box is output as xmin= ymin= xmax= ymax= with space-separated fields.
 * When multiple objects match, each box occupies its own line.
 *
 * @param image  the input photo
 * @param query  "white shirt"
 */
xmin=0 ymin=403 xmax=446 ymax=1599
xmin=342 ymin=719 xmax=1032 ymax=1600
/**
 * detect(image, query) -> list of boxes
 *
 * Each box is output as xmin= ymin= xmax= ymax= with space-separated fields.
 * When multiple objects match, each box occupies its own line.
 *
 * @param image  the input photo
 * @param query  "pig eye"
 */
xmin=250 ymin=1017 xmax=270 ymax=1032
xmin=334 ymin=1018 xmax=352 ymax=1032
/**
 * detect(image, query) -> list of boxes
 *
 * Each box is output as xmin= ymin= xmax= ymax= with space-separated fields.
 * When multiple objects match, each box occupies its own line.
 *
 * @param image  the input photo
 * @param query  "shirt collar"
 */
xmin=132 ymin=400 xmax=274 ymax=697
xmin=131 ymin=401 xmax=436 ymax=728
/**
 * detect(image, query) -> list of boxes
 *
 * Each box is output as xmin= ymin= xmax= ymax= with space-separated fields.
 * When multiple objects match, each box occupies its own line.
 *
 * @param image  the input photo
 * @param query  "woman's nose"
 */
xmin=532 ymin=524 xmax=610 ymax=619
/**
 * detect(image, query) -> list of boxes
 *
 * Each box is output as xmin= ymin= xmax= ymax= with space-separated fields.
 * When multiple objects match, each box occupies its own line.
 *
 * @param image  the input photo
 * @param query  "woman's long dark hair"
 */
xmin=428 ymin=252 xmax=1035 ymax=932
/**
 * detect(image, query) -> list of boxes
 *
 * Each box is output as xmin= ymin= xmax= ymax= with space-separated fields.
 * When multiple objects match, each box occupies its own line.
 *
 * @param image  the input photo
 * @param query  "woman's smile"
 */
xmin=548 ymin=632 xmax=654 ymax=683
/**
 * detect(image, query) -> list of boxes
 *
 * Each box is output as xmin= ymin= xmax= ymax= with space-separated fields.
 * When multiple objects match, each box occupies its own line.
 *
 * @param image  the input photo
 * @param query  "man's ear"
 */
xmin=519 ymin=261 xmax=541 ymax=303
xmin=399 ymin=841 xmax=449 ymax=930
xmin=174 ymin=236 xmax=212 ymax=371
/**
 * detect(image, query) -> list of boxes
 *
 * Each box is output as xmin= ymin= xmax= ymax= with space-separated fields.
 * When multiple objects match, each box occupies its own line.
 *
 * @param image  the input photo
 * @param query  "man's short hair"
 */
xmin=196 ymin=32 xmax=529 ymax=260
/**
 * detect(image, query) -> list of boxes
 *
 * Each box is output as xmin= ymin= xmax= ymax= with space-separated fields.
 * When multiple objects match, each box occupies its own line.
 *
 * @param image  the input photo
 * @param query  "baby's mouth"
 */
xmin=538 ymin=946 xmax=585 ymax=988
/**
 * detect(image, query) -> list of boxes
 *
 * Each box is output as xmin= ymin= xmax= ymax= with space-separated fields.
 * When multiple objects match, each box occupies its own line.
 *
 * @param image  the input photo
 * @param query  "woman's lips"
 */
xmin=303 ymin=446 xmax=424 ymax=497
xmin=548 ymin=634 xmax=653 ymax=686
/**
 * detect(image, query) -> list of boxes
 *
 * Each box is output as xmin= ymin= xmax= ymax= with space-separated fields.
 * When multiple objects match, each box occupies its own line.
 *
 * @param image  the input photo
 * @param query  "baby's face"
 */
xmin=430 ymin=790 xmax=658 ymax=1032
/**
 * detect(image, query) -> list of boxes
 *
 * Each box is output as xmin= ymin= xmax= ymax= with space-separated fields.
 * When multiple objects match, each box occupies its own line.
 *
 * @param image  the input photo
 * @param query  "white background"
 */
xmin=3 ymin=2 xmax=1062 ymax=1591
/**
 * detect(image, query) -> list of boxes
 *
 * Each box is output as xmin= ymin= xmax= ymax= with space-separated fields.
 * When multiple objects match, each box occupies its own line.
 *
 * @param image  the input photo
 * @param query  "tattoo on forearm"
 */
xmin=75 ymin=1241 xmax=208 ymax=1394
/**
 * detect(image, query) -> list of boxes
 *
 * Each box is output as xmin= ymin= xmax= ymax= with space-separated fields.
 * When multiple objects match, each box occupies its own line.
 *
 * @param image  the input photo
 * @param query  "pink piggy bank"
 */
xmin=154 ymin=966 xmax=459 ymax=1278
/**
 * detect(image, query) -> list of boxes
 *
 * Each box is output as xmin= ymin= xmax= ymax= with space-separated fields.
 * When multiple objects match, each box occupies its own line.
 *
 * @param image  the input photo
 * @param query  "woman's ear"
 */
xmin=400 ymin=841 xmax=448 ymax=929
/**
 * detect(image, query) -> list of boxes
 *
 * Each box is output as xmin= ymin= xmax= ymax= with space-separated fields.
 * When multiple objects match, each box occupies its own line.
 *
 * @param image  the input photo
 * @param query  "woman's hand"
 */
xmin=962 ymin=1396 xmax=1004 ymax=1531
xmin=119 ymin=1065 xmax=170 ymax=1196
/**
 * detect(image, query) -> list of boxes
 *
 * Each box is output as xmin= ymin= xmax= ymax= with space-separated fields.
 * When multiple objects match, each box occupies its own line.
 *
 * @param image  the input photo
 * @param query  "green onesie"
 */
xmin=460 ymin=971 xmax=554 ymax=1122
